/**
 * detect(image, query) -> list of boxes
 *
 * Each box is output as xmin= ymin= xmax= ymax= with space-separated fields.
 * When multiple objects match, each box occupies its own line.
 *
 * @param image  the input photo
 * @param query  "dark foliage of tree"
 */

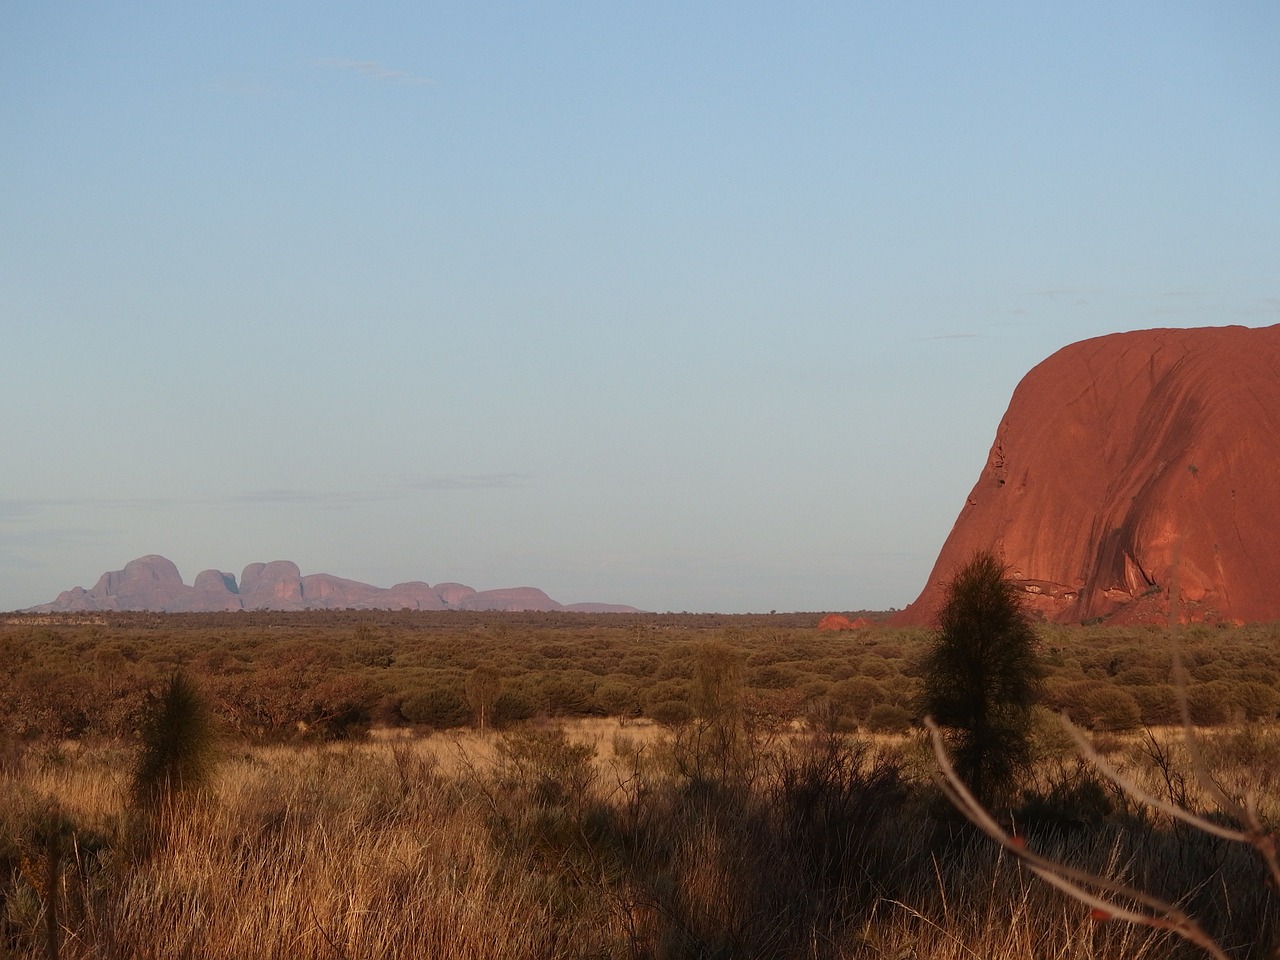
xmin=919 ymin=551 xmax=1041 ymax=805
xmin=130 ymin=670 xmax=218 ymax=810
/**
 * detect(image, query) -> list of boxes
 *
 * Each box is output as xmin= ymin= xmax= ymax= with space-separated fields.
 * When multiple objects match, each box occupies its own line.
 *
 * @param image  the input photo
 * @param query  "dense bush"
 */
xmin=3 ymin=609 xmax=1280 ymax=742
xmin=401 ymin=685 xmax=469 ymax=729
xmin=1053 ymin=679 xmax=1142 ymax=732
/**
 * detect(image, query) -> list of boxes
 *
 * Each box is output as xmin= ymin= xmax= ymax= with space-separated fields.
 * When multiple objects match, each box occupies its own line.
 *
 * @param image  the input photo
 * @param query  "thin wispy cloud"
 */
xmin=409 ymin=473 xmax=532 ymax=491
xmin=316 ymin=58 xmax=433 ymax=85
xmin=0 ymin=496 xmax=175 ymax=517
xmin=1 ymin=475 xmax=530 ymax=520
xmin=224 ymin=489 xmax=398 ymax=507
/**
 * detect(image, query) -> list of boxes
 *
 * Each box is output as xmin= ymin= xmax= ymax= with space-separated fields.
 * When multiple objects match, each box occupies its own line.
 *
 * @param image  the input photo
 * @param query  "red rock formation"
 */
xmin=189 ymin=570 xmax=243 ymax=612
xmin=431 ymin=582 xmax=478 ymax=606
xmin=87 ymin=555 xmax=185 ymax=611
xmin=362 ymin=582 xmax=448 ymax=611
xmin=298 ymin=573 xmax=383 ymax=608
xmin=26 ymin=556 xmax=638 ymax=613
xmin=896 ymin=324 xmax=1280 ymax=626
xmin=817 ymin=614 xmax=871 ymax=631
xmin=460 ymin=587 xmax=564 ymax=612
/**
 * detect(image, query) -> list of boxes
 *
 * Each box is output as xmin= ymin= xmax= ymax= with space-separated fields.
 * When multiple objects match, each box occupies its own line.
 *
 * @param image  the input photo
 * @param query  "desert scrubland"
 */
xmin=3 ymin=611 xmax=1280 ymax=958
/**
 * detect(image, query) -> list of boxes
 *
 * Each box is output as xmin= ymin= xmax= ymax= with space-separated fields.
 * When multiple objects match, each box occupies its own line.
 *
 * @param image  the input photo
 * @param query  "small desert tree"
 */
xmin=919 ymin=550 xmax=1040 ymax=806
xmin=466 ymin=664 xmax=502 ymax=733
xmin=691 ymin=640 xmax=743 ymax=726
xmin=675 ymin=641 xmax=752 ymax=785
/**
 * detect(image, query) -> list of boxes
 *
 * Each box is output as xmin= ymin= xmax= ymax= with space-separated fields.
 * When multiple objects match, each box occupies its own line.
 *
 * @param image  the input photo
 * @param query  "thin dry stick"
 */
xmin=1157 ymin=549 xmax=1259 ymax=827
xmin=1063 ymin=711 xmax=1280 ymax=891
xmin=1173 ymin=660 xmax=1280 ymax=894
xmin=1059 ymin=720 xmax=1249 ymax=844
xmin=925 ymin=717 xmax=1232 ymax=960
xmin=1139 ymin=622 xmax=1280 ymax=894
xmin=1155 ymin=557 xmax=1280 ymax=892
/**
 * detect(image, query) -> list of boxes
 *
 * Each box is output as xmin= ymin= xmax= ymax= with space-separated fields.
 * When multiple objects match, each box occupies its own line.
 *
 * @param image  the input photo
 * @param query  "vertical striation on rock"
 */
xmin=896 ymin=324 xmax=1280 ymax=626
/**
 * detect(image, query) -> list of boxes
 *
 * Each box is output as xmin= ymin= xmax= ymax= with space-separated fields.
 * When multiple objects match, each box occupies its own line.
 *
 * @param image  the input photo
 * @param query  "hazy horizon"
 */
xmin=19 ymin=551 xmax=909 ymax=614
xmin=4 ymin=3 xmax=1277 ymax=614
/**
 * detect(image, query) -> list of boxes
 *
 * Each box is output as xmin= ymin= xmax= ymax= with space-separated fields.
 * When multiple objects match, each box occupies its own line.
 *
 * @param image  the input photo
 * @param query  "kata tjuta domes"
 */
xmin=895 ymin=324 xmax=1280 ymax=626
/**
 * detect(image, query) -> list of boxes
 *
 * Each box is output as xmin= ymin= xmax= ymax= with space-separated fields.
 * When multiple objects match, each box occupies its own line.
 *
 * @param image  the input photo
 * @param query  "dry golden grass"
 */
xmin=2 ymin=720 xmax=1277 ymax=959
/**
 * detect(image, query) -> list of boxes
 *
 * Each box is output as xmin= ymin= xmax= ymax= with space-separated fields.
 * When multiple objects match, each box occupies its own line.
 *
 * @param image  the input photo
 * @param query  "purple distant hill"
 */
xmin=25 ymin=555 xmax=641 ymax=614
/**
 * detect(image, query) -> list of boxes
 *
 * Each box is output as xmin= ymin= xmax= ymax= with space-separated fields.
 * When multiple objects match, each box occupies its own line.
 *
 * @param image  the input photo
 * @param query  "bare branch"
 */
xmin=1059 ymin=717 xmax=1250 ymax=844
xmin=926 ymin=717 xmax=1233 ymax=960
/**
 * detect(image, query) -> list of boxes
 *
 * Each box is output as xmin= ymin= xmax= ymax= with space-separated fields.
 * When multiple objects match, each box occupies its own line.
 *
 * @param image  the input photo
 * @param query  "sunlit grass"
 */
xmin=4 ymin=718 xmax=1277 ymax=959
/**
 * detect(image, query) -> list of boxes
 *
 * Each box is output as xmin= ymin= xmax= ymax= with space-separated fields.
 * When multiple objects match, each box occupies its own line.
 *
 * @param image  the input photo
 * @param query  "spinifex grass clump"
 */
xmin=130 ymin=670 xmax=218 ymax=826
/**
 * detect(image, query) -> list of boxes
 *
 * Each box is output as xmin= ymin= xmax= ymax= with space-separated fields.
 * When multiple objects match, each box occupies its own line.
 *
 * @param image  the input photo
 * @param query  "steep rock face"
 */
xmin=87 ymin=555 xmax=188 ymax=611
xmin=239 ymin=561 xmax=304 ymax=610
xmin=191 ymin=570 xmax=243 ymax=612
xmin=193 ymin=569 xmax=238 ymax=595
xmin=432 ymin=583 xmax=478 ymax=606
xmin=896 ymin=324 xmax=1280 ymax=626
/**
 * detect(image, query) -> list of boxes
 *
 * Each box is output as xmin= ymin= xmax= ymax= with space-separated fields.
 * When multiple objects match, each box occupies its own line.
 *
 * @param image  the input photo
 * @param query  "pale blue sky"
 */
xmin=3 ymin=2 xmax=1277 ymax=612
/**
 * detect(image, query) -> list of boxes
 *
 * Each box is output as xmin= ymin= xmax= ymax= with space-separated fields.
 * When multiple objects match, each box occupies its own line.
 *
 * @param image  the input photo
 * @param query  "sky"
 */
xmin=2 ymin=2 xmax=1278 ymax=613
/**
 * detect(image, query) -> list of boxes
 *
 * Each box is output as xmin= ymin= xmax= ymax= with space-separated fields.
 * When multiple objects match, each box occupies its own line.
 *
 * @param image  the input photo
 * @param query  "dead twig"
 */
xmin=925 ymin=717 xmax=1233 ymax=960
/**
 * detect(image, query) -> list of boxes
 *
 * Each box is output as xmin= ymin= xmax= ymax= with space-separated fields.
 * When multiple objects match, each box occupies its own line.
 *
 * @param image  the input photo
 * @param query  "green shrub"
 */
xmin=594 ymin=679 xmax=639 ymax=716
xmin=1186 ymin=681 xmax=1235 ymax=726
xmin=539 ymin=676 xmax=595 ymax=716
xmin=865 ymin=703 xmax=911 ymax=734
xmin=831 ymin=677 xmax=888 ymax=722
xmin=748 ymin=664 xmax=801 ymax=690
xmin=492 ymin=689 xmax=538 ymax=726
xmin=648 ymin=699 xmax=693 ymax=727
xmin=1095 ymin=688 xmax=1142 ymax=731
xmin=401 ymin=686 xmax=469 ymax=729
xmin=466 ymin=664 xmax=502 ymax=731
xmin=1056 ymin=679 xmax=1141 ymax=732
xmin=1130 ymin=683 xmax=1182 ymax=726
xmin=1234 ymin=681 xmax=1280 ymax=722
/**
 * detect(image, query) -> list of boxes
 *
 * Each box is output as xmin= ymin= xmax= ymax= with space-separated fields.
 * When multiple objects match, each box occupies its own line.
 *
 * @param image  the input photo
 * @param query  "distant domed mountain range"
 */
xmin=24 ymin=555 xmax=640 ymax=614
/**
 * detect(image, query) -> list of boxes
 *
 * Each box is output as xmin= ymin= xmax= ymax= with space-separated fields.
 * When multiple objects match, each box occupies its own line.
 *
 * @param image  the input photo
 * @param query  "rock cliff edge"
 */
xmin=895 ymin=324 xmax=1280 ymax=626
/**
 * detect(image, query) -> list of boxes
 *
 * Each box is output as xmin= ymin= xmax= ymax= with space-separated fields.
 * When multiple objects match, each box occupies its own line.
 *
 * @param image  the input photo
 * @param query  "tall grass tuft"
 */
xmin=130 ymin=671 xmax=218 ymax=823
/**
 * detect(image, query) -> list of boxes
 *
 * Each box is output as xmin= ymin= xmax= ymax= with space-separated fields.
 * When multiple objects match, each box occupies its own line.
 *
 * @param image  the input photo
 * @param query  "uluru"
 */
xmin=895 ymin=324 xmax=1280 ymax=626
xmin=24 ymin=555 xmax=640 ymax=614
